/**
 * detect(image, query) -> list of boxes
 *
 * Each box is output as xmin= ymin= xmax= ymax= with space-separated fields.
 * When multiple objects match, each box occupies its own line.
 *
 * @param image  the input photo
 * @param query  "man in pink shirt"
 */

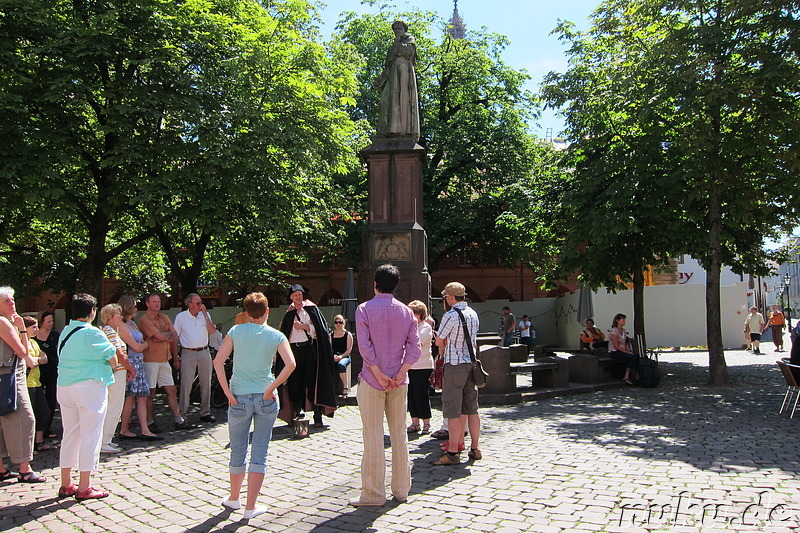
xmin=350 ymin=264 xmax=421 ymax=507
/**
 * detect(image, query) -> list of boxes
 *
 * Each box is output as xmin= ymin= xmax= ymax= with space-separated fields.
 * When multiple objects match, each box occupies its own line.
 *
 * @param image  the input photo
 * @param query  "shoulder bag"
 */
xmin=453 ymin=307 xmax=488 ymax=388
xmin=0 ymin=355 xmax=18 ymax=416
xmin=59 ymin=325 xmax=86 ymax=354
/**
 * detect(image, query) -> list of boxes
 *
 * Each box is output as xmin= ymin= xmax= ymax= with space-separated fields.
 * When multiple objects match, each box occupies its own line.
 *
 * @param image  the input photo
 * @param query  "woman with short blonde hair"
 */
xmin=99 ymin=304 xmax=135 ymax=453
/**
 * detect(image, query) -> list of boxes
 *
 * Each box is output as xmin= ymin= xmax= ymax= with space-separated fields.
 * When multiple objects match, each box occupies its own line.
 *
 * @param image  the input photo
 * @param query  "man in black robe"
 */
xmin=276 ymin=284 xmax=337 ymax=427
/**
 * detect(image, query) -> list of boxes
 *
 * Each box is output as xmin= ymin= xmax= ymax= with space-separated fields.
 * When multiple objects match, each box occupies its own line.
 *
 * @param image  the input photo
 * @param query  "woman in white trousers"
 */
xmin=57 ymin=293 xmax=118 ymax=501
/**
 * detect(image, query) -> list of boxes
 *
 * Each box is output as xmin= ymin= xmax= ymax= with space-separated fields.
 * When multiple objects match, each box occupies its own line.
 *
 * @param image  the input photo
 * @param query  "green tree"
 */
xmin=334 ymin=7 xmax=555 ymax=271
xmin=543 ymin=0 xmax=800 ymax=383
xmin=0 ymin=0 xmax=359 ymax=299
xmin=540 ymin=13 xmax=691 ymax=350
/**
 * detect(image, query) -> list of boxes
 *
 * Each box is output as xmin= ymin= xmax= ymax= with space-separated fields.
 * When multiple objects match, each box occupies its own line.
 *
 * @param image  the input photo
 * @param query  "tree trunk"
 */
xmin=632 ymin=268 xmax=646 ymax=354
xmin=76 ymin=212 xmax=111 ymax=299
xmin=155 ymin=225 xmax=213 ymax=299
xmin=706 ymin=186 xmax=729 ymax=385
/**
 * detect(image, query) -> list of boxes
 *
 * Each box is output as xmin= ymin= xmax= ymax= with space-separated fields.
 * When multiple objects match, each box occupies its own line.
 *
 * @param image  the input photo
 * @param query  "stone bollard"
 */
xmin=477 ymin=334 xmax=503 ymax=350
xmin=508 ymin=344 xmax=529 ymax=363
xmin=478 ymin=345 xmax=513 ymax=394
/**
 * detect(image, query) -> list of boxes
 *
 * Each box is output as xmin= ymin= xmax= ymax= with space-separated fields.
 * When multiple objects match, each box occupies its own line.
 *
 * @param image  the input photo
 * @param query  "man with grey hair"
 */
xmin=174 ymin=293 xmax=216 ymax=423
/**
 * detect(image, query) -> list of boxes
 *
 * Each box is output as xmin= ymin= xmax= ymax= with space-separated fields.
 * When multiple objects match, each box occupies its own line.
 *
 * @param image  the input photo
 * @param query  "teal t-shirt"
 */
xmin=57 ymin=320 xmax=116 ymax=387
xmin=228 ymin=322 xmax=287 ymax=395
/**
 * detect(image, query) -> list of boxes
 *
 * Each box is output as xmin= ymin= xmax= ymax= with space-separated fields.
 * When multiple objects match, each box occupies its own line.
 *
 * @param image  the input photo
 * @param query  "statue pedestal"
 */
xmin=359 ymin=137 xmax=430 ymax=305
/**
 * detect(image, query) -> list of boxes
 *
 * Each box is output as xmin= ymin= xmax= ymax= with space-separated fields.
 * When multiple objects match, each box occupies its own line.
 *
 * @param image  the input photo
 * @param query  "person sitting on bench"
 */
xmin=608 ymin=314 xmax=638 ymax=385
xmin=580 ymin=319 xmax=608 ymax=352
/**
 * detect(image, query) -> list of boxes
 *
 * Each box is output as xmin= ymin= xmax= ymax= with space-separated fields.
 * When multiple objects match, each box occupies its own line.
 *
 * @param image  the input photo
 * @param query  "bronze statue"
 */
xmin=374 ymin=20 xmax=420 ymax=142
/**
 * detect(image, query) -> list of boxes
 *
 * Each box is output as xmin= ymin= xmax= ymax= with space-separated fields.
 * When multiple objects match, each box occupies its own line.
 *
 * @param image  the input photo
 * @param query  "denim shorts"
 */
xmin=336 ymin=356 xmax=351 ymax=373
xmin=227 ymin=393 xmax=279 ymax=474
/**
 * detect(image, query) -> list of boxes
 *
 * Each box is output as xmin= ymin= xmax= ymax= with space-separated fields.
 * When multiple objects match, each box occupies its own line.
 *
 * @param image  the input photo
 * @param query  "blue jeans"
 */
xmin=227 ymin=393 xmax=279 ymax=474
xmin=503 ymin=332 xmax=514 ymax=347
xmin=336 ymin=356 xmax=351 ymax=374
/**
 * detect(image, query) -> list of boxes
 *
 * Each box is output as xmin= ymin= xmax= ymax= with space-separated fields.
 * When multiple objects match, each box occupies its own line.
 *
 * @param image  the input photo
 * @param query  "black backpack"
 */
xmin=638 ymin=350 xmax=661 ymax=388
xmin=633 ymin=335 xmax=660 ymax=388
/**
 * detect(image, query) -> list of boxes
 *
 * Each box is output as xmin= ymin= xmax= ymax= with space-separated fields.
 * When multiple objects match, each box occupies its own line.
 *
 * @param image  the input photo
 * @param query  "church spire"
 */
xmin=448 ymin=0 xmax=467 ymax=39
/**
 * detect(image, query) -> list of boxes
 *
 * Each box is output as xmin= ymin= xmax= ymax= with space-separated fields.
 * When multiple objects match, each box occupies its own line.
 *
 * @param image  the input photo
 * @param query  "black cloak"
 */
xmin=276 ymin=303 xmax=338 ymax=423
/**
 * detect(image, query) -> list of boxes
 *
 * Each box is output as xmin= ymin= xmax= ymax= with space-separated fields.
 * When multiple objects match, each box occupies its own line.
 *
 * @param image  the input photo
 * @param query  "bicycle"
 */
xmin=187 ymin=348 xmax=233 ymax=409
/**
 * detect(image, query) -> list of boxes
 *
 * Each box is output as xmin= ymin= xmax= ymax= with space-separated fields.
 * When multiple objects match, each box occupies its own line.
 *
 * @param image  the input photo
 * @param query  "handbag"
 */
xmin=453 ymin=307 xmax=488 ymax=388
xmin=0 ymin=356 xmax=18 ymax=416
xmin=430 ymin=356 xmax=444 ymax=390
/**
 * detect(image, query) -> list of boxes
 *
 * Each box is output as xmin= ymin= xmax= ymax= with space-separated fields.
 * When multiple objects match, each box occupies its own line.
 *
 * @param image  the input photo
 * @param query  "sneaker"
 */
xmin=221 ymin=499 xmax=241 ymax=510
xmin=468 ymin=448 xmax=482 ymax=460
xmin=430 ymin=453 xmax=460 ymax=466
xmin=243 ymin=506 xmax=268 ymax=519
xmin=100 ymin=445 xmax=121 ymax=454
xmin=174 ymin=420 xmax=195 ymax=430
xmin=200 ymin=414 xmax=216 ymax=423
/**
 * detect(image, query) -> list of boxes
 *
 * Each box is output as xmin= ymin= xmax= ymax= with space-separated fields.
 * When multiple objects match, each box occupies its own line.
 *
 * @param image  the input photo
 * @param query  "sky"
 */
xmin=317 ymin=0 xmax=601 ymax=138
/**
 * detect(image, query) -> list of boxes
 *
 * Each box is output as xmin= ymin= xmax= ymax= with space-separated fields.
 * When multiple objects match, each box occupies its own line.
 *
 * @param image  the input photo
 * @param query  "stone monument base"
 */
xmin=359 ymin=136 xmax=430 ymax=305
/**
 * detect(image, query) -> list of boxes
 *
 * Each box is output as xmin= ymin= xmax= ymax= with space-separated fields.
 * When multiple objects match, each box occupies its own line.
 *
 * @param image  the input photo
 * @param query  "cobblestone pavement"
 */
xmin=1 ymin=349 xmax=798 ymax=532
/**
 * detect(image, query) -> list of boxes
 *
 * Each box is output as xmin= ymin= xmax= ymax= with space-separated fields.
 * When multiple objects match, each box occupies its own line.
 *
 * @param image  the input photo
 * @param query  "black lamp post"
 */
xmin=785 ymin=273 xmax=792 ymax=330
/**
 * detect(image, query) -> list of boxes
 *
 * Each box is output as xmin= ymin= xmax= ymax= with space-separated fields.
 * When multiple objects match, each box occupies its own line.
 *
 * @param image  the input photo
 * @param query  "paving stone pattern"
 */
xmin=1 ymin=350 xmax=798 ymax=532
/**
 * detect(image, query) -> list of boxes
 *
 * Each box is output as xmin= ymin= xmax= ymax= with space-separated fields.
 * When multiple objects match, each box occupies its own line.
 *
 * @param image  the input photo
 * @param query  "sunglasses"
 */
xmin=334 ymin=321 xmax=344 ymax=324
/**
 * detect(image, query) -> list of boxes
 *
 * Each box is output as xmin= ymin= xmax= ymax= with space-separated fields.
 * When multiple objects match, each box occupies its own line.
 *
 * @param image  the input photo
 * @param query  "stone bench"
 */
xmin=510 ymin=357 xmax=569 ymax=388
xmin=567 ymin=353 xmax=626 ymax=383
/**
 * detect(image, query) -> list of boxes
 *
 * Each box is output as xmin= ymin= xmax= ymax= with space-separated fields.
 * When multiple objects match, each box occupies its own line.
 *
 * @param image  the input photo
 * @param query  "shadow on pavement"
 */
xmin=181 ymin=507 xmax=243 ymax=533
xmin=0 ymin=495 xmax=74 ymax=527
xmin=306 ymin=434 xmax=472 ymax=532
xmin=487 ymin=360 xmax=799 ymax=475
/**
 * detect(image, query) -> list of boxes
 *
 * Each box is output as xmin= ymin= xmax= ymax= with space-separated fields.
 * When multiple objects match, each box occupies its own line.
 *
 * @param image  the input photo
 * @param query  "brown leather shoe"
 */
xmin=468 ymin=448 xmax=482 ymax=460
xmin=430 ymin=453 xmax=460 ymax=466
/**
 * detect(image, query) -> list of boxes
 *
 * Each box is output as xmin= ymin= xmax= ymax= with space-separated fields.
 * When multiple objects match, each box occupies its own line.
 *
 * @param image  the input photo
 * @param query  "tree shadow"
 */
xmin=0 ymin=495 xmax=74 ymax=527
xmin=306 ymin=434 xmax=472 ymax=532
xmin=487 ymin=360 xmax=798 ymax=475
xmin=181 ymin=508 xmax=245 ymax=533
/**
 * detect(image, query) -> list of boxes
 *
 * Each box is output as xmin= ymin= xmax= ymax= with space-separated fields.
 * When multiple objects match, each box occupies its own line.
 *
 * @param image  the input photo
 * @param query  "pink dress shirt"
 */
xmin=355 ymin=293 xmax=421 ymax=391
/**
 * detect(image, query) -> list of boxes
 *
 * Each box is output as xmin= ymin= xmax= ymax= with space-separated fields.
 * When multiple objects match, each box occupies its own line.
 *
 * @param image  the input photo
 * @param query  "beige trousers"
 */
xmin=102 ymin=368 xmax=127 ymax=446
xmin=179 ymin=348 xmax=212 ymax=417
xmin=0 ymin=362 xmax=34 ymax=464
xmin=356 ymin=381 xmax=411 ymax=503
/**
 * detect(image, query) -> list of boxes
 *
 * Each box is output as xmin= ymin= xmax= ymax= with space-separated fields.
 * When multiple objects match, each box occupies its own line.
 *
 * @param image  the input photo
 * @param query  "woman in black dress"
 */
xmin=34 ymin=311 xmax=59 ymax=439
xmin=330 ymin=314 xmax=353 ymax=399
